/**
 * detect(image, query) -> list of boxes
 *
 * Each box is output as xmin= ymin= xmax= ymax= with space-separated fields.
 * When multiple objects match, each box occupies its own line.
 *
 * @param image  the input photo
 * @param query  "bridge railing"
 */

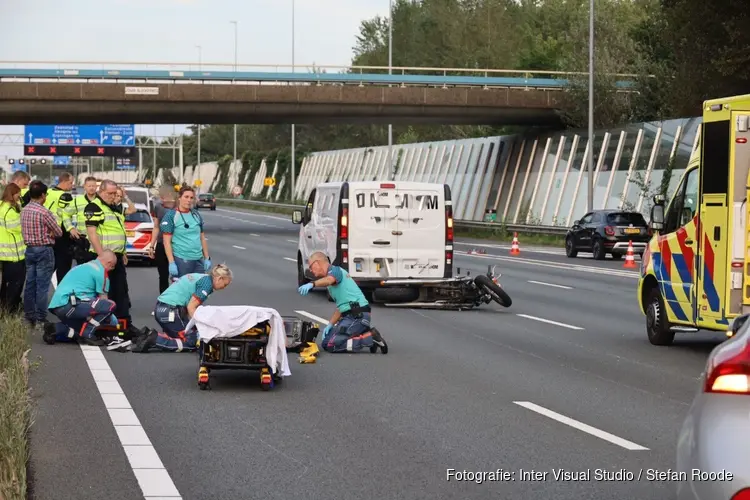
xmin=215 ymin=197 xmax=569 ymax=236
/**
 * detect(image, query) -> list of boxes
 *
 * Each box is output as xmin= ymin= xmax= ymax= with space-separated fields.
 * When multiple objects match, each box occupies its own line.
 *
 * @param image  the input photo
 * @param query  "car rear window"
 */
xmin=126 ymin=210 xmax=152 ymax=223
xmin=607 ymin=213 xmax=646 ymax=226
xmin=199 ymin=194 xmax=214 ymax=200
xmin=125 ymin=189 xmax=149 ymax=206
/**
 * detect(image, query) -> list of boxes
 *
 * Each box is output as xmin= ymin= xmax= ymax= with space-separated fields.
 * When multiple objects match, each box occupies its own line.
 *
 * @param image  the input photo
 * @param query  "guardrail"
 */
xmin=0 ymin=68 xmax=637 ymax=90
xmin=216 ymin=197 xmax=569 ymax=236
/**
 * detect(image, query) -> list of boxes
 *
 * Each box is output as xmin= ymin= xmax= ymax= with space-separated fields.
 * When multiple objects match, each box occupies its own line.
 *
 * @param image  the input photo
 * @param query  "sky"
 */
xmin=0 ymin=0 xmax=390 ymax=160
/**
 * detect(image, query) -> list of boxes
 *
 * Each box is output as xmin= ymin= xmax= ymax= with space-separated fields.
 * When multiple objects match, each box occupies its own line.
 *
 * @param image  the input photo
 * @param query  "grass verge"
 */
xmin=216 ymin=198 xmax=566 ymax=248
xmin=0 ymin=314 xmax=33 ymax=500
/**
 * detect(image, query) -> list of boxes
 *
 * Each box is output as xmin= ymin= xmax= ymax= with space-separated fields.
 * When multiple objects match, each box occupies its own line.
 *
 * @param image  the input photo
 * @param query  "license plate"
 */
xmin=126 ymin=230 xmax=135 ymax=237
xmin=624 ymin=228 xmax=640 ymax=234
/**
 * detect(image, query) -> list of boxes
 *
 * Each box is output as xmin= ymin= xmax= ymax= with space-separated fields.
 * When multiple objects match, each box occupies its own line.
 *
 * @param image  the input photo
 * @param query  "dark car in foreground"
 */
xmin=565 ymin=209 xmax=650 ymax=260
xmin=196 ymin=193 xmax=216 ymax=210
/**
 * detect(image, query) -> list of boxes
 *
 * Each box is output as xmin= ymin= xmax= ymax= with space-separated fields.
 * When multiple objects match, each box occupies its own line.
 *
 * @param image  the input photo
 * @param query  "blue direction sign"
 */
xmin=23 ymin=125 xmax=135 ymax=147
xmin=114 ymin=158 xmax=137 ymax=170
xmin=53 ymin=156 xmax=71 ymax=166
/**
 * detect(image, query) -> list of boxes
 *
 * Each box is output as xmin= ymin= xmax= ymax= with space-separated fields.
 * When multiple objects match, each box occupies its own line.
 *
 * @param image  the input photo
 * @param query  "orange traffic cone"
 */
xmin=623 ymin=240 xmax=637 ymax=268
xmin=510 ymin=233 xmax=521 ymax=256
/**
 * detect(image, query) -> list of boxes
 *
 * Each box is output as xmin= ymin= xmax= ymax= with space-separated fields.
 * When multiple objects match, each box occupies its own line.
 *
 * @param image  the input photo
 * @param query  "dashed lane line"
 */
xmin=527 ymin=280 xmax=572 ymax=290
xmin=513 ymin=401 xmax=649 ymax=451
xmin=232 ymin=245 xmax=246 ymax=250
xmin=516 ymin=314 xmax=584 ymax=330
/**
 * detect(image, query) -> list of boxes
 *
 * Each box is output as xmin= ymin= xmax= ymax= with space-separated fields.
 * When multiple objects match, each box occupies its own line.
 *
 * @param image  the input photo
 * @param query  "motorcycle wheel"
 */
xmin=474 ymin=275 xmax=512 ymax=307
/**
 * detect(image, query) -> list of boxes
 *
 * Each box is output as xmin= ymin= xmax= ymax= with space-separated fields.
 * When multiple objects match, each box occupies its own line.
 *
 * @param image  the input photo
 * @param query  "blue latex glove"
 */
xmin=168 ymin=262 xmax=178 ymax=277
xmin=203 ymin=259 xmax=212 ymax=270
xmin=108 ymin=315 xmax=119 ymax=327
xmin=298 ymin=282 xmax=313 ymax=295
xmin=323 ymin=324 xmax=332 ymax=338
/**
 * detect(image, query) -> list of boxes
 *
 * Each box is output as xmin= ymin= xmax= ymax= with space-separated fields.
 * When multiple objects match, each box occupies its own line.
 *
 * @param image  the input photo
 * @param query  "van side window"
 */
xmin=304 ymin=189 xmax=316 ymax=223
xmin=664 ymin=168 xmax=699 ymax=234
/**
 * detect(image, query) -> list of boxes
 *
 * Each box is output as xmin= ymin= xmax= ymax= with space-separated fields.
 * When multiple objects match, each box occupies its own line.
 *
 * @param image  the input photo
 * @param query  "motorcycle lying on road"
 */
xmin=374 ymin=264 xmax=513 ymax=311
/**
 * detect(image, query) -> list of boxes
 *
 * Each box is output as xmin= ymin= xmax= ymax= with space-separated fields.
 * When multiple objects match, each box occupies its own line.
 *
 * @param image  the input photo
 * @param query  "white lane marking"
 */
xmin=283 ymin=257 xmax=296 ymax=262
xmin=232 ymin=245 xmax=246 ymax=250
xmin=250 ymin=233 xmax=260 ymax=237
xmin=456 ymin=250 xmax=639 ymax=279
xmin=513 ymin=401 xmax=649 ymax=451
xmin=217 ymin=207 xmax=289 ymax=222
xmin=286 ymin=239 xmax=297 ymax=243
xmin=51 ymin=280 xmax=183 ymax=499
xmin=208 ymin=212 xmax=282 ymax=228
xmin=455 ymin=241 xmax=565 ymax=256
xmin=516 ymin=313 xmax=583 ymax=330
xmin=295 ymin=310 xmax=329 ymax=324
xmin=527 ymin=280 xmax=572 ymax=290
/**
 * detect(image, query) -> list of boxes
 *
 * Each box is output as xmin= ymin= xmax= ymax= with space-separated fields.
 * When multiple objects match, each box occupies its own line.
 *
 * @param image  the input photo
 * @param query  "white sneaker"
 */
xmin=106 ymin=337 xmax=132 ymax=351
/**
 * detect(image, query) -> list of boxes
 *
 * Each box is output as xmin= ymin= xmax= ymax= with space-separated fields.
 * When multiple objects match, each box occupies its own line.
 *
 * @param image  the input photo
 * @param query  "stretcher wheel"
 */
xmin=260 ymin=368 xmax=273 ymax=391
xmin=198 ymin=381 xmax=209 ymax=391
xmin=198 ymin=367 xmax=210 ymax=390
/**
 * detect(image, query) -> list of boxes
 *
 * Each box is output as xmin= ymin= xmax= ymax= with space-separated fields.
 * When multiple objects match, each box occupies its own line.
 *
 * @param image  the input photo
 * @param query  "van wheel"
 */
xmin=297 ymin=254 xmax=310 ymax=287
xmin=645 ymin=288 xmax=674 ymax=346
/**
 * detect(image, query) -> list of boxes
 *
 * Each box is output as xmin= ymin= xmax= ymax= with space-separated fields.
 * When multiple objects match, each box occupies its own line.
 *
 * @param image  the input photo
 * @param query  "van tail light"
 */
xmin=704 ymin=338 xmax=750 ymax=394
xmin=342 ymin=249 xmax=348 ymax=265
xmin=446 ymin=206 xmax=454 ymax=242
xmin=605 ymin=226 xmax=615 ymax=236
xmin=380 ymin=183 xmax=395 ymax=189
xmin=731 ymin=489 xmax=750 ymax=500
xmin=446 ymin=251 xmax=452 ymax=265
xmin=340 ymin=207 xmax=348 ymax=240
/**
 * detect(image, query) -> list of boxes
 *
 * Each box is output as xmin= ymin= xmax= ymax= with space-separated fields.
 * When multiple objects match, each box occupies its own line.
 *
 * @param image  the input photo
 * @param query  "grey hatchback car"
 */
xmin=676 ymin=314 xmax=750 ymax=500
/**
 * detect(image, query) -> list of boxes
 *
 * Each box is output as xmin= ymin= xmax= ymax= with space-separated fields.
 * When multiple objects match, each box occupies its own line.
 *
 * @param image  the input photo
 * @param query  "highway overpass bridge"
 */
xmin=0 ymin=61 xmax=635 ymax=126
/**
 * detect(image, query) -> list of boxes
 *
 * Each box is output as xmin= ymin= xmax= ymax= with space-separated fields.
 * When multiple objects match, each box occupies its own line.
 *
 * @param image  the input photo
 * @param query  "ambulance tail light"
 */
xmin=605 ymin=226 xmax=615 ymax=236
xmin=704 ymin=337 xmax=750 ymax=395
xmin=340 ymin=207 xmax=348 ymax=239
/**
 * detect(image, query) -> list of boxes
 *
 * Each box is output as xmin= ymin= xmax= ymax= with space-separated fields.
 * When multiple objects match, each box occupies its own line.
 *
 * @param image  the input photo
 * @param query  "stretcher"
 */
xmin=195 ymin=313 xmax=320 ymax=391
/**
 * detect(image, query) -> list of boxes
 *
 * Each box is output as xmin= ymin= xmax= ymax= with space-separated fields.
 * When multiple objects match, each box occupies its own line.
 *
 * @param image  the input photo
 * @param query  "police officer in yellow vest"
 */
xmin=44 ymin=172 xmax=75 ymax=283
xmin=62 ymin=175 xmax=99 ymax=264
xmin=84 ymin=179 xmax=137 ymax=336
xmin=0 ymin=183 xmax=26 ymax=313
xmin=10 ymin=171 xmax=31 ymax=207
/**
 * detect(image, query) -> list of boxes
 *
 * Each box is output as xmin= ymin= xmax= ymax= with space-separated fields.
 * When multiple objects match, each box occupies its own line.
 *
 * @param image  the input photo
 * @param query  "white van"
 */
xmin=292 ymin=181 xmax=454 ymax=303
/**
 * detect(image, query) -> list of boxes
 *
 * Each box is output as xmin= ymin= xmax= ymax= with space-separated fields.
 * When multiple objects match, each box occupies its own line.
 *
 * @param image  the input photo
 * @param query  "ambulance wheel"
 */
xmin=646 ymin=288 xmax=674 ymax=346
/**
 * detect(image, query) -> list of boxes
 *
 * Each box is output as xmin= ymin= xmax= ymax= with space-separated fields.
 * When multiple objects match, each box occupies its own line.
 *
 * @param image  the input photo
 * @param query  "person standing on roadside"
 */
xmin=162 ymin=186 xmax=211 ymax=278
xmin=63 ymin=176 xmax=99 ymax=264
xmin=113 ymin=187 xmax=137 ymax=217
xmin=44 ymin=171 xmax=75 ymax=283
xmin=149 ymin=187 xmax=176 ymax=294
xmin=21 ymin=180 xmax=61 ymax=329
xmin=0 ymin=183 xmax=26 ymax=314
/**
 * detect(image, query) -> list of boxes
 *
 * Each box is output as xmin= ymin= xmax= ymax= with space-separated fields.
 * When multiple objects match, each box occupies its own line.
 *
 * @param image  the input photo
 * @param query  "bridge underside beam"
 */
xmin=0 ymin=82 xmax=565 ymax=126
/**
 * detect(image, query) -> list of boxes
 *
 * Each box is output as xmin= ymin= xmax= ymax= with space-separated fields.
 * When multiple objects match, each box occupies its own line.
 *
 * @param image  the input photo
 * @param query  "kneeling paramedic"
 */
xmin=132 ymin=264 xmax=233 ymax=353
xmin=297 ymin=251 xmax=388 ymax=353
xmin=44 ymin=250 xmax=119 ymax=347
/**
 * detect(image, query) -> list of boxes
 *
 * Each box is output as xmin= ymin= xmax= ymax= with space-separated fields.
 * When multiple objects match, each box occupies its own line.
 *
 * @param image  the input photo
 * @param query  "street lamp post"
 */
xmin=388 ymin=0 xmax=393 ymax=180
xmin=196 ymin=45 xmax=202 ymax=180
xmin=291 ymin=0 xmax=296 ymax=200
xmin=587 ymin=0 xmax=594 ymax=213
xmin=231 ymin=21 xmax=238 ymax=167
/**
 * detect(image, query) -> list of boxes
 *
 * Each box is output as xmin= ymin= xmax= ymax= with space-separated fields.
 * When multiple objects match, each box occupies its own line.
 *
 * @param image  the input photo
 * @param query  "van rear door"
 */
xmin=349 ymin=184 xmax=395 ymax=277
xmin=394 ymin=184 xmax=445 ymax=278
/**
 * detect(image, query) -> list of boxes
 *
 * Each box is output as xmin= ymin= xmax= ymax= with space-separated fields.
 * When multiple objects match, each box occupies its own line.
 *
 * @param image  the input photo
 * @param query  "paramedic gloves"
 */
xmin=168 ymin=262 xmax=178 ymax=277
xmin=203 ymin=258 xmax=212 ymax=271
xmin=323 ymin=324 xmax=332 ymax=338
xmin=298 ymin=283 xmax=314 ymax=295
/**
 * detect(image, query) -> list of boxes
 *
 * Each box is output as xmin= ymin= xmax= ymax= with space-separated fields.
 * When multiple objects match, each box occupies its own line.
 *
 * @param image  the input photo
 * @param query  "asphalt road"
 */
xmin=27 ymin=207 xmax=725 ymax=500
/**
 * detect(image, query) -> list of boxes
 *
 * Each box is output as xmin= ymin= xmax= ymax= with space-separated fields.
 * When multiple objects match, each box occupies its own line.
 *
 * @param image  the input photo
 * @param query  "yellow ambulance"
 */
xmin=639 ymin=94 xmax=750 ymax=345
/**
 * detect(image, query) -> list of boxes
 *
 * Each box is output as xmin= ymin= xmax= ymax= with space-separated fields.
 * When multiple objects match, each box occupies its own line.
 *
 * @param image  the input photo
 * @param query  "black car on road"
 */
xmin=196 ymin=193 xmax=217 ymax=210
xmin=565 ymin=209 xmax=650 ymax=260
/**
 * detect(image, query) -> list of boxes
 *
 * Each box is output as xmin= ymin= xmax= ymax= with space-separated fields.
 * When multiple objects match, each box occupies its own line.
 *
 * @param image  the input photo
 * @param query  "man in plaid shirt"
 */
xmin=21 ymin=180 xmax=61 ymax=328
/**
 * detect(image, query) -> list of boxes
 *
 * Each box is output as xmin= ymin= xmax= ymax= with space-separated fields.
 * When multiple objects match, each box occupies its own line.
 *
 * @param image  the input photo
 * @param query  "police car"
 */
xmin=125 ymin=203 xmax=154 ymax=263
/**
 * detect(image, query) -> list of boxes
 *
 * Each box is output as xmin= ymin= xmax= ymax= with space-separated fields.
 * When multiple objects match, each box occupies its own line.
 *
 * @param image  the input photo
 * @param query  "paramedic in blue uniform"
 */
xmin=161 ymin=186 xmax=211 ymax=278
xmin=43 ymin=250 xmax=119 ymax=347
xmin=297 ymin=251 xmax=388 ymax=353
xmin=131 ymin=264 xmax=233 ymax=353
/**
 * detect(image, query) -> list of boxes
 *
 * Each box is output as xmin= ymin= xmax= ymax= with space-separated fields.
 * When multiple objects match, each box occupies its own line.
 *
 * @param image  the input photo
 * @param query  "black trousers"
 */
xmin=155 ymin=241 xmax=170 ymax=293
xmin=53 ymin=233 xmax=73 ymax=283
xmin=0 ymin=260 xmax=25 ymax=314
xmin=108 ymin=253 xmax=132 ymax=324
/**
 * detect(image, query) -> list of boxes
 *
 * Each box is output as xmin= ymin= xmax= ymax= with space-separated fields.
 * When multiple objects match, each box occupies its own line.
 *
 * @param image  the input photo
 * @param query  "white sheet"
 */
xmin=186 ymin=305 xmax=291 ymax=377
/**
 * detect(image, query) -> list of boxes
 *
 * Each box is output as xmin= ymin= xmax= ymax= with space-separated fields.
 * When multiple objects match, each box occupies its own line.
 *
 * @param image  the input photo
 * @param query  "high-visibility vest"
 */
xmin=20 ymin=187 xmax=29 ymax=208
xmin=84 ymin=197 xmax=127 ymax=254
xmin=63 ymin=193 xmax=96 ymax=233
xmin=0 ymin=201 xmax=26 ymax=262
xmin=43 ymin=186 xmax=71 ymax=228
